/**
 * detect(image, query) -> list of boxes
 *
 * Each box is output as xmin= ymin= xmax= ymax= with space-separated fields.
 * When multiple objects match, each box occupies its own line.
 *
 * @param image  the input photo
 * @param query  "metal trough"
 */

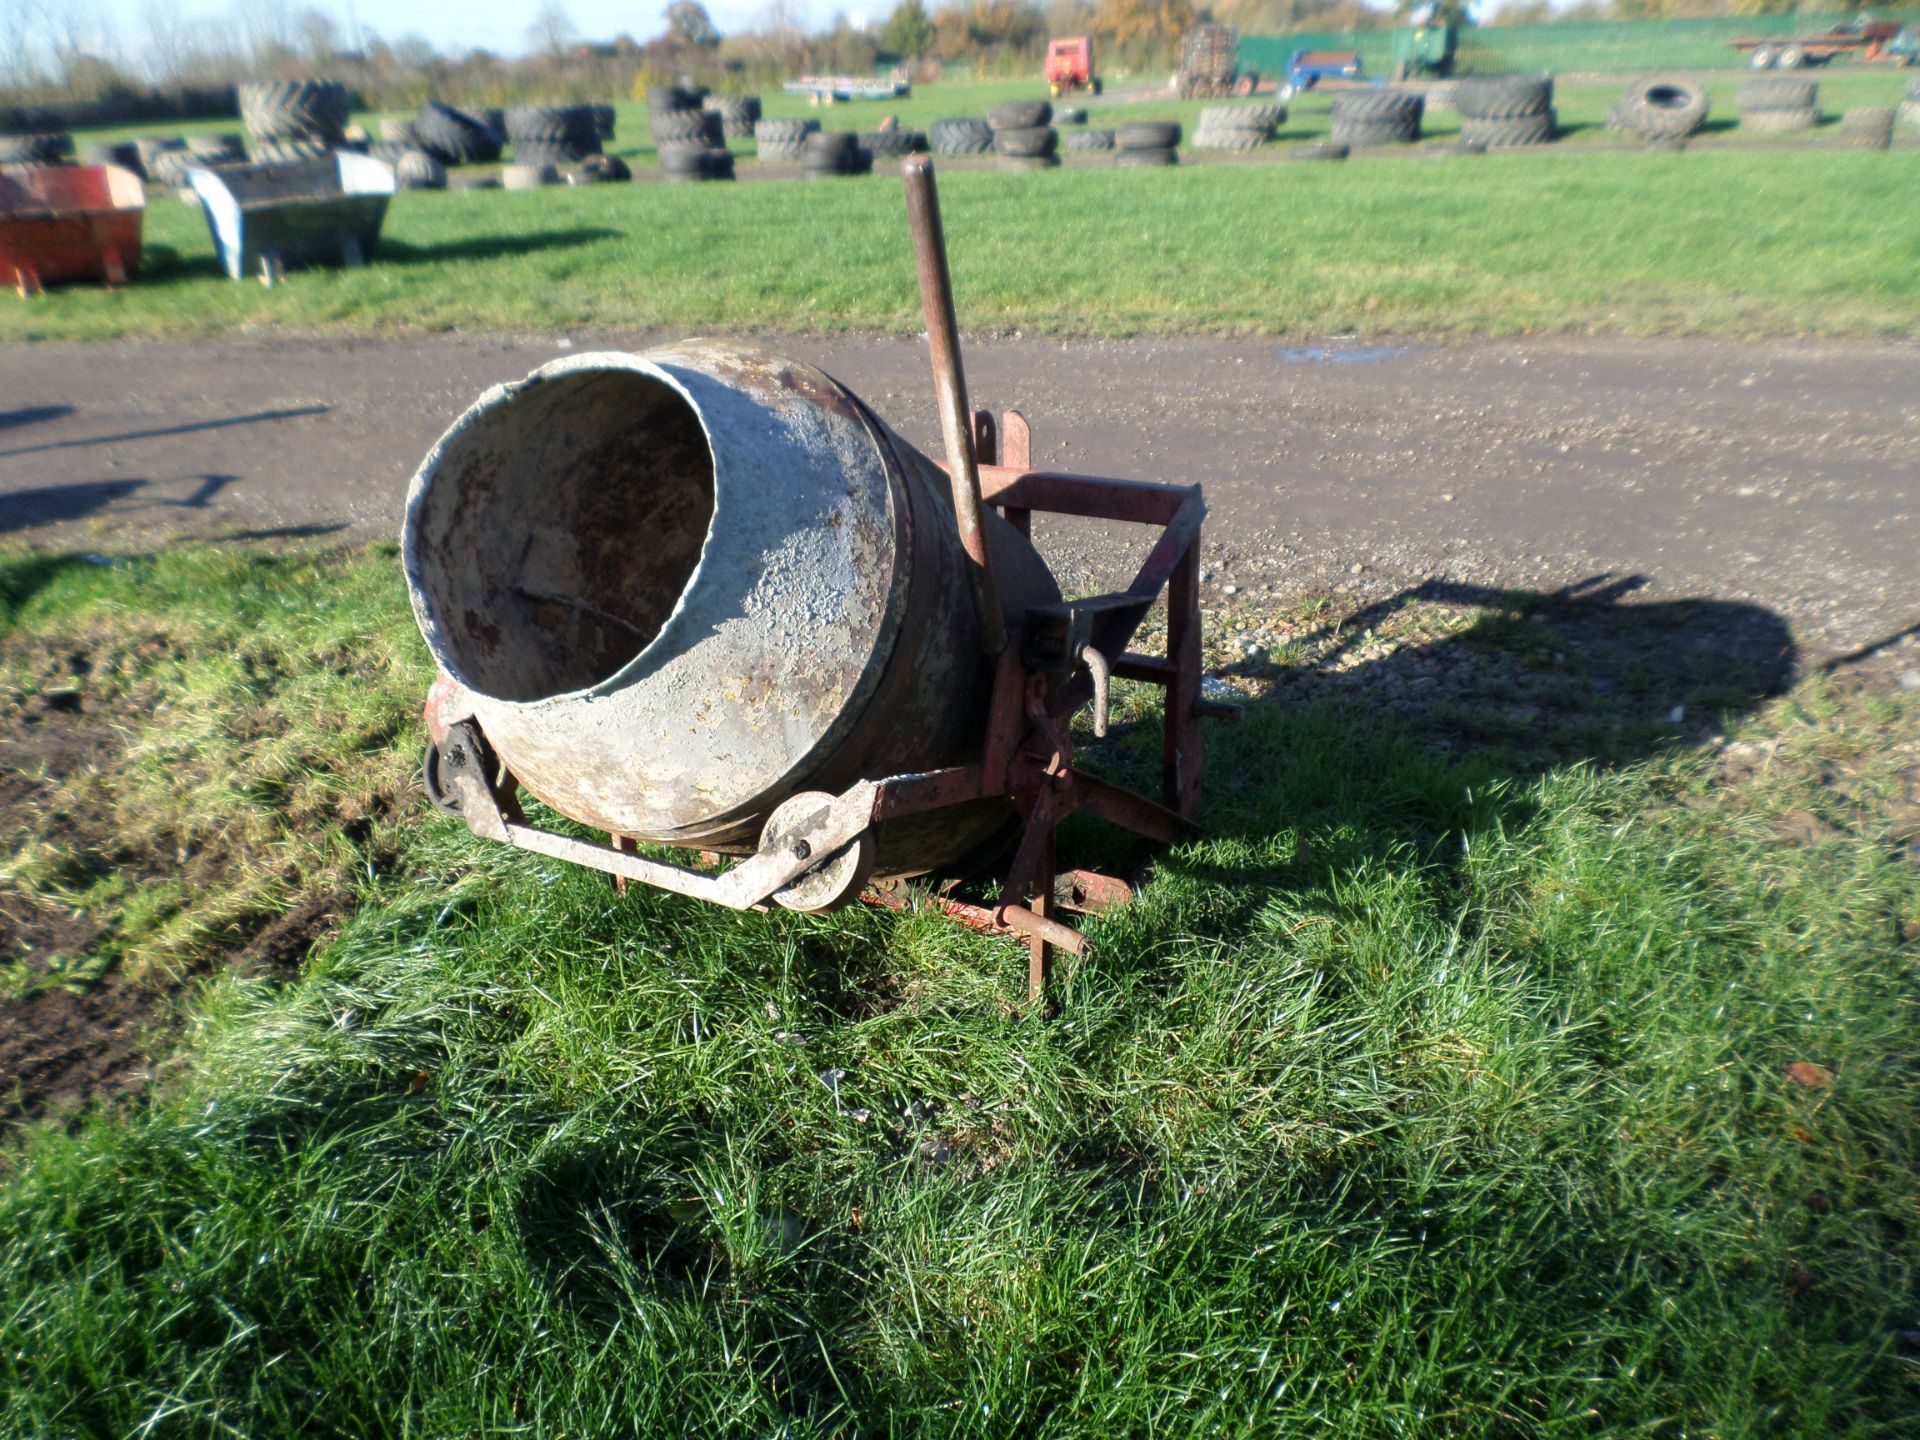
xmin=0 ymin=164 xmax=144 ymax=296
xmin=409 ymin=157 xmax=1233 ymax=1003
xmin=188 ymin=151 xmax=394 ymax=285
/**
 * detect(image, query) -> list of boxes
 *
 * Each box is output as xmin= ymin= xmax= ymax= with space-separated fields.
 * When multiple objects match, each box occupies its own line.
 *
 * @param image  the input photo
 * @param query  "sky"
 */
xmin=82 ymin=1 xmax=847 ymax=67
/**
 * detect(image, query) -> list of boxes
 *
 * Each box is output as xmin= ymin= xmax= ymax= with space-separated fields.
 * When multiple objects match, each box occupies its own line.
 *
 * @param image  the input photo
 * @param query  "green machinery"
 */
xmin=1391 ymin=20 xmax=1457 ymax=81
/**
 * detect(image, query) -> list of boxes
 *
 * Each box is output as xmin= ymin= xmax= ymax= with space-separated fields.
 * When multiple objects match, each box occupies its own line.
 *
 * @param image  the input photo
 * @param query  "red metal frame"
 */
xmin=425 ymin=155 xmax=1233 ymax=1008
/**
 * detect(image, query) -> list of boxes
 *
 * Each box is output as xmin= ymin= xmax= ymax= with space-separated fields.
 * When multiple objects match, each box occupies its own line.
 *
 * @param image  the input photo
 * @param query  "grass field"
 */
xmin=7 ymin=75 xmax=1916 ymax=346
xmin=2 ymin=545 xmax=1917 ymax=1435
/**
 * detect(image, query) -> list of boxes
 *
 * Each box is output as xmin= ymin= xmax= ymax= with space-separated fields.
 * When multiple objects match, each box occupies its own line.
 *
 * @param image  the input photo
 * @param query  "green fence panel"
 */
xmin=1239 ymin=12 xmax=1920 ymax=80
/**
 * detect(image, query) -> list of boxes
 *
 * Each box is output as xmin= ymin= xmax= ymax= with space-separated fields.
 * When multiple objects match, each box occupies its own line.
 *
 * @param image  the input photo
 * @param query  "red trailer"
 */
xmin=1045 ymin=36 xmax=1100 ymax=96
xmin=0 ymin=164 xmax=145 ymax=296
xmin=1731 ymin=21 xmax=1905 ymax=69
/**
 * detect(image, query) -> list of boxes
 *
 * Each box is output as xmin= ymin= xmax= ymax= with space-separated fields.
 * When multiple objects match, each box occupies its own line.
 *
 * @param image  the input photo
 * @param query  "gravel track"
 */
xmin=2 ymin=332 xmax=1915 ymax=661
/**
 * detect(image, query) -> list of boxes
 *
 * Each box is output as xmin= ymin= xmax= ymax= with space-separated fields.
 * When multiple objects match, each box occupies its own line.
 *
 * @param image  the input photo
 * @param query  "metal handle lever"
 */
xmin=901 ymin=154 xmax=1007 ymax=656
xmin=1081 ymin=645 xmax=1112 ymax=738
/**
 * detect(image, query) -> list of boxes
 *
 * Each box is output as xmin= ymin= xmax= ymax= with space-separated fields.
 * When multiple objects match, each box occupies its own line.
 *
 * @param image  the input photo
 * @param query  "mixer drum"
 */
xmin=401 ymin=340 xmax=1058 ymax=867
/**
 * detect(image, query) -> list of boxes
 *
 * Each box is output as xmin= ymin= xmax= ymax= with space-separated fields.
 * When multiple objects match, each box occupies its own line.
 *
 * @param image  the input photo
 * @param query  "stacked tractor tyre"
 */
xmin=1455 ymin=75 xmax=1556 ymax=148
xmin=928 ymin=118 xmax=993 ymax=156
xmin=1191 ymin=103 xmax=1283 ymax=151
xmin=1608 ymin=77 xmax=1708 ymax=144
xmin=703 ymin=94 xmax=761 ymax=142
xmin=754 ymin=117 xmax=819 ymax=163
xmin=1115 ymin=120 xmax=1180 ymax=167
xmin=1737 ymin=75 xmax=1820 ymax=133
xmin=1331 ymin=88 xmax=1424 ymax=148
xmin=649 ymin=89 xmax=729 ymax=180
xmin=239 ymin=79 xmax=349 ymax=152
xmin=507 ymin=104 xmax=602 ymax=168
xmin=989 ymin=100 xmax=1057 ymax=170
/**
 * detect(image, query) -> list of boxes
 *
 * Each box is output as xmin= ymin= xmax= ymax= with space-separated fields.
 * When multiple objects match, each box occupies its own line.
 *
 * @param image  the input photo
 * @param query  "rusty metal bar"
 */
xmin=902 ymin=154 xmax=1005 ymax=655
xmin=1164 ymin=541 xmax=1204 ymax=820
xmin=971 ymin=467 xmax=1191 ymax=526
xmin=1073 ymin=771 xmax=1193 ymax=845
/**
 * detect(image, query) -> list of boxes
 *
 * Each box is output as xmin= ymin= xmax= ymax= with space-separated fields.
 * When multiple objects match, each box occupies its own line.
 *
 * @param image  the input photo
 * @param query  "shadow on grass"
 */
xmin=1011 ymin=573 xmax=1796 ymax=939
xmin=377 ymin=227 xmax=622 ymax=266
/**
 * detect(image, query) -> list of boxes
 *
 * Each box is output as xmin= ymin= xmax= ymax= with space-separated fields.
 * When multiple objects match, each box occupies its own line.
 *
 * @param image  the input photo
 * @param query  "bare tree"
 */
xmin=0 ymin=0 xmax=46 ymax=90
xmin=526 ymin=0 xmax=574 ymax=59
xmin=295 ymin=6 xmax=340 ymax=66
xmin=141 ymin=0 xmax=188 ymax=84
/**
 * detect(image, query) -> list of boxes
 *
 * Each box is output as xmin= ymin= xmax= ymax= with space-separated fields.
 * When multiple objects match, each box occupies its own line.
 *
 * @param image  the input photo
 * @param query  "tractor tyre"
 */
xmin=648 ymin=85 xmax=701 ymax=113
xmin=993 ymin=125 xmax=1057 ymax=158
xmin=1062 ymin=127 xmax=1115 ymax=151
xmin=1836 ymin=107 xmax=1895 ymax=148
xmin=238 ymin=79 xmax=349 ymax=144
xmin=649 ymin=108 xmax=720 ymax=148
xmin=1192 ymin=120 xmax=1268 ymax=151
xmin=1115 ymin=120 xmax=1181 ymax=150
xmin=1332 ymin=115 xmax=1419 ymax=147
xmin=1737 ymin=76 xmax=1817 ymax=111
xmin=1114 ymin=146 xmax=1177 ymax=166
xmin=1329 ymin=88 xmax=1425 ymax=125
xmin=704 ymin=95 xmax=758 ymax=141
xmin=988 ymin=99 xmax=1052 ymax=130
xmin=1458 ymin=111 xmax=1557 ymax=147
xmin=1055 ymin=106 xmax=1087 ymax=125
xmin=394 ymin=149 xmax=447 ymax=189
xmin=505 ymin=104 xmax=601 ymax=161
xmin=1611 ymin=76 xmax=1708 ymax=140
xmin=252 ymin=138 xmax=332 ymax=164
xmin=928 ymin=118 xmax=993 ymax=154
xmin=412 ymin=102 xmax=501 ymax=165
xmin=1739 ymin=106 xmax=1818 ymax=133
xmin=501 ymin=162 xmax=558 ymax=189
xmin=862 ymin=128 xmax=926 ymax=157
xmin=1453 ymin=74 xmax=1553 ymax=121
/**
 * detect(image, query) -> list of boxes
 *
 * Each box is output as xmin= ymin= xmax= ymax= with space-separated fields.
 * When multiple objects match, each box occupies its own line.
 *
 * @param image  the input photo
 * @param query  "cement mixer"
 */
xmin=407 ymin=158 xmax=1233 ymax=1001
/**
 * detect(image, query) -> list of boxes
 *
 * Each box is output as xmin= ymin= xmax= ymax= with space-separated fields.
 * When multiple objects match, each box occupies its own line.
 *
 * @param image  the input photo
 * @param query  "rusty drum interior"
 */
xmin=408 ymin=367 xmax=716 ymax=703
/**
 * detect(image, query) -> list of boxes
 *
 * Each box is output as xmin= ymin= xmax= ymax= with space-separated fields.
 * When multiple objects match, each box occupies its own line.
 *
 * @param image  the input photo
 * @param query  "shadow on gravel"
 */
xmin=0 ymin=474 xmax=241 ymax=536
xmin=0 ymin=479 xmax=149 ymax=534
xmin=1241 ymin=573 xmax=1796 ymax=774
xmin=1054 ymin=572 xmax=1798 ymax=915
xmin=0 ymin=407 xmax=325 ymax=459
xmin=0 ymin=405 xmax=73 ymax=431
xmin=377 ymin=227 xmax=622 ymax=267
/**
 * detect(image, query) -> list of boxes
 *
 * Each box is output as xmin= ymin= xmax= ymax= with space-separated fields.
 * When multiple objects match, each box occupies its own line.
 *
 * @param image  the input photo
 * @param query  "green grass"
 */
xmin=14 ymin=76 xmax=1917 ymax=346
xmin=1 ymin=546 xmax=1917 ymax=1435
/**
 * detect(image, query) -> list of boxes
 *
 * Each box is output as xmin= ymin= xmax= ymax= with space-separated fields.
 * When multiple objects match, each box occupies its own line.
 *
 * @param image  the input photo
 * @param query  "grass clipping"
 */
xmin=0 ymin=545 xmax=1916 ymax=1434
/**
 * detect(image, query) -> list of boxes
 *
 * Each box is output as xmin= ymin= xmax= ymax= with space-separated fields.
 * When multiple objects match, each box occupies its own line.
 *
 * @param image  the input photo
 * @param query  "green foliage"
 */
xmin=881 ymin=0 xmax=940 ymax=58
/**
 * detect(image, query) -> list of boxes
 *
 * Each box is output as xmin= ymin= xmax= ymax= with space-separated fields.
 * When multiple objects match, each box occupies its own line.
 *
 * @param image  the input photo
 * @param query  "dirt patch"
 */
xmin=0 ymin=631 xmax=355 ymax=1130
